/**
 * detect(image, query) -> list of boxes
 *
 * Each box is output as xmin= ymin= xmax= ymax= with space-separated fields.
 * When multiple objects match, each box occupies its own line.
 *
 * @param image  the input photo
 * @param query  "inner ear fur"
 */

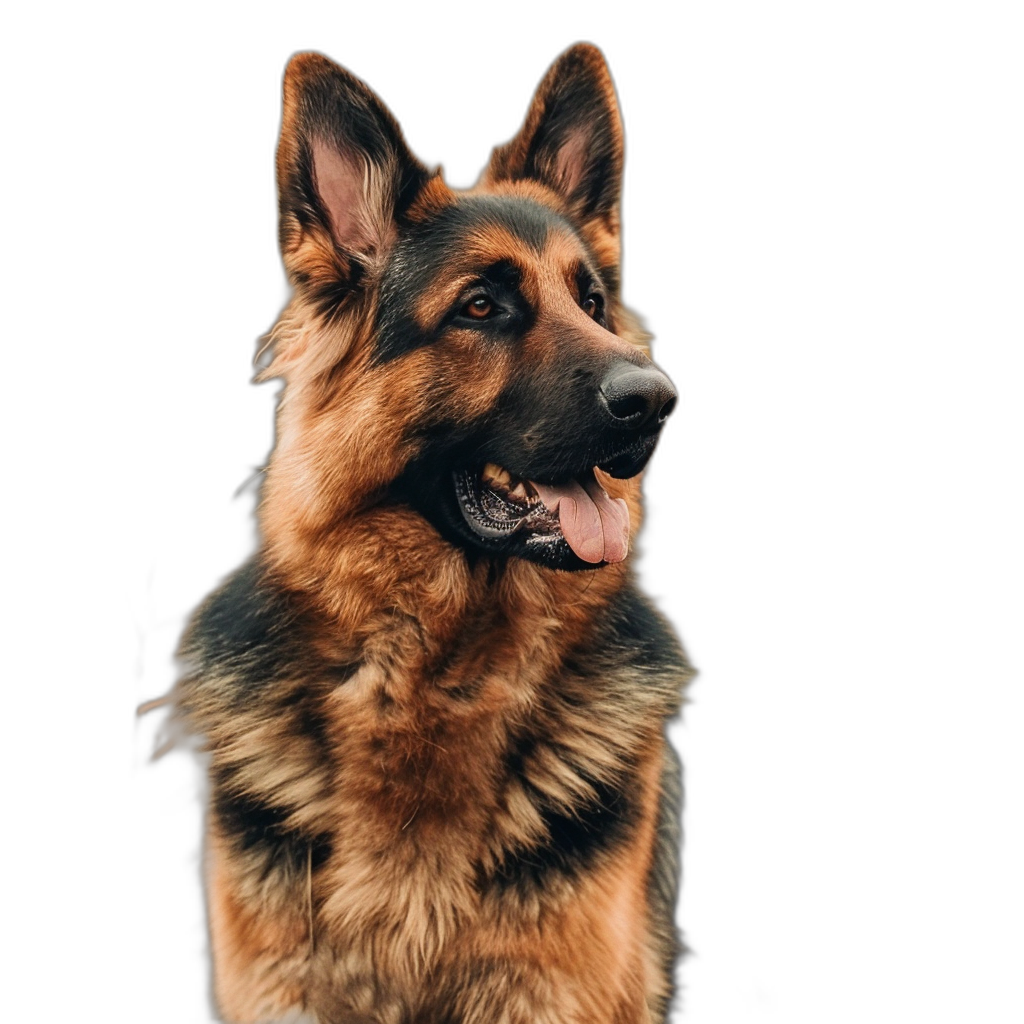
xmin=276 ymin=53 xmax=428 ymax=299
xmin=484 ymin=44 xmax=625 ymax=260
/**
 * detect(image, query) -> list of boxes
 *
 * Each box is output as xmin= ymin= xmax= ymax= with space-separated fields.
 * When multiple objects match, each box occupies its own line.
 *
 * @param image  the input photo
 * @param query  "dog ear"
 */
xmin=484 ymin=44 xmax=624 ymax=264
xmin=276 ymin=53 xmax=429 ymax=306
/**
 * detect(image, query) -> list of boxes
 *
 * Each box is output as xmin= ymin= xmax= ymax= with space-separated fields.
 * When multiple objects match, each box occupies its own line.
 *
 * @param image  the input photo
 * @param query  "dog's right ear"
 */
xmin=276 ymin=53 xmax=428 ymax=311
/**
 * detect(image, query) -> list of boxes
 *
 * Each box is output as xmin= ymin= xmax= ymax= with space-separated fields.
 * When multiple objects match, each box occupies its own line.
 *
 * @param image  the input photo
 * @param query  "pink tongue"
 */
xmin=533 ymin=474 xmax=630 ymax=564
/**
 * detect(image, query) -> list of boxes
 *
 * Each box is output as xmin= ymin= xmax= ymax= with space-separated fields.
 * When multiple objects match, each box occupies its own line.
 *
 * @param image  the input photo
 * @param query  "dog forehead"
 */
xmin=394 ymin=195 xmax=586 ymax=281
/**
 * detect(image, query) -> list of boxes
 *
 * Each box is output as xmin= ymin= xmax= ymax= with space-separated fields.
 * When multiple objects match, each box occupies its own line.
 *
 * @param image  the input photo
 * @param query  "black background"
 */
xmin=125 ymin=24 xmax=856 ymax=1024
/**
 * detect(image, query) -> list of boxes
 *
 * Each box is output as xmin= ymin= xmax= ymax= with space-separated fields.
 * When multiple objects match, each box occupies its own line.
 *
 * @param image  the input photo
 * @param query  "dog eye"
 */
xmin=463 ymin=296 xmax=495 ymax=319
xmin=583 ymin=294 xmax=604 ymax=320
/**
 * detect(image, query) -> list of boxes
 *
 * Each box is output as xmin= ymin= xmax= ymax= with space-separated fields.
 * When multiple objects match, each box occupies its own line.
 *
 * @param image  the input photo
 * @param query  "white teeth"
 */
xmin=482 ymin=462 xmax=512 ymax=490
xmin=480 ymin=463 xmax=540 ymax=507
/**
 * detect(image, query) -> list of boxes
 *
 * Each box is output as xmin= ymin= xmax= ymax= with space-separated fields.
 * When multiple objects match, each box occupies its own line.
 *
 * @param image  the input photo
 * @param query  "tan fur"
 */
xmin=174 ymin=43 xmax=690 ymax=1024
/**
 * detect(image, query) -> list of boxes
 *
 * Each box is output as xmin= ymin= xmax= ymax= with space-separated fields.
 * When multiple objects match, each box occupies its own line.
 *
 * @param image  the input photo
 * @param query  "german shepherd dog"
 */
xmin=173 ymin=43 xmax=692 ymax=1024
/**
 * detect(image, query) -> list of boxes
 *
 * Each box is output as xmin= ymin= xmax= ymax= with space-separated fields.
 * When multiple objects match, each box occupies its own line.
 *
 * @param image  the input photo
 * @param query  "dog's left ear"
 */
xmin=484 ymin=44 xmax=624 ymax=270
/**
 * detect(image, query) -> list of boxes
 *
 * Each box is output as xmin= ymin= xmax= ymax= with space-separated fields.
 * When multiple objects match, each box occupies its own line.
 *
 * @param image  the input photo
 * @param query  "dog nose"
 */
xmin=599 ymin=364 xmax=677 ymax=429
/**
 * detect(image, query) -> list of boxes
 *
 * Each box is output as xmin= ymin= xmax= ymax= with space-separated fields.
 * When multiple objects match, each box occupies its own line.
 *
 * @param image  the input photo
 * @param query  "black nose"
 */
xmin=599 ymin=364 xmax=677 ymax=430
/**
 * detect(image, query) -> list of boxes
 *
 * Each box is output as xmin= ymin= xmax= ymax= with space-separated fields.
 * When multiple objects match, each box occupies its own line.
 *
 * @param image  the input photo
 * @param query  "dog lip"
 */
xmin=595 ymin=434 xmax=660 ymax=479
xmin=453 ymin=467 xmax=561 ymax=543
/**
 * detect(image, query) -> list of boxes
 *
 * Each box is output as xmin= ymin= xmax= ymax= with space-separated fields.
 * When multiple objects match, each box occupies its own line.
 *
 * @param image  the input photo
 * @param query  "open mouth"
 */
xmin=454 ymin=462 xmax=630 ymax=565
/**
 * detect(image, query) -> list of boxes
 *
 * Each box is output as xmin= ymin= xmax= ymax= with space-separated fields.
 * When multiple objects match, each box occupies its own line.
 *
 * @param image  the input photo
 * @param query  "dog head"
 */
xmin=262 ymin=45 xmax=676 ymax=574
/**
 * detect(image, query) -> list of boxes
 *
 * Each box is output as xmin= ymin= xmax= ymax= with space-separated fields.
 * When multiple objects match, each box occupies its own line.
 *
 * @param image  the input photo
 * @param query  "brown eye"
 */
xmin=464 ymin=296 xmax=494 ymax=319
xmin=583 ymin=294 xmax=603 ymax=320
